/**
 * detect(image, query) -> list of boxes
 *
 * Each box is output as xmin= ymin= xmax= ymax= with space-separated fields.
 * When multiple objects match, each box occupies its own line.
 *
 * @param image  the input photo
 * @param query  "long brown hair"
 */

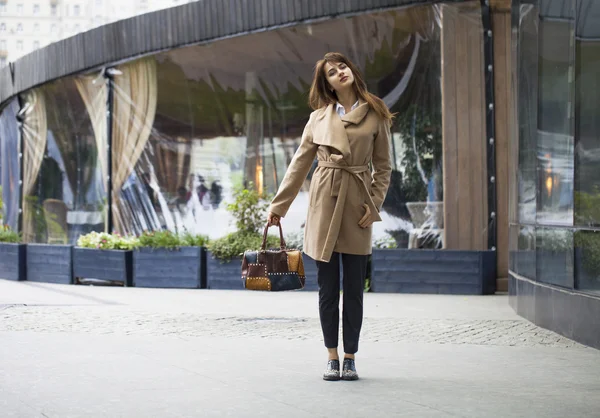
xmin=308 ymin=52 xmax=395 ymax=122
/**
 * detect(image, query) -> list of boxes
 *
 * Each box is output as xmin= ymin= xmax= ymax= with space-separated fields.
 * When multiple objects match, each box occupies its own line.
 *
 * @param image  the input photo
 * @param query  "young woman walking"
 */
xmin=267 ymin=52 xmax=393 ymax=381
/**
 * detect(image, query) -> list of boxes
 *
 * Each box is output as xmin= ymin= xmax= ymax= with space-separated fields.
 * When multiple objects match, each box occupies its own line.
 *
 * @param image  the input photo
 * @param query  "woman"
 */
xmin=267 ymin=52 xmax=393 ymax=381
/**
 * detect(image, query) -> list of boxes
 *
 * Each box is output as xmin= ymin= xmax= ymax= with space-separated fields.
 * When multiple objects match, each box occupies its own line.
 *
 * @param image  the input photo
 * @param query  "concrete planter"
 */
xmin=206 ymin=251 xmax=244 ymax=289
xmin=372 ymin=249 xmax=497 ymax=295
xmin=27 ymin=244 xmax=73 ymax=284
xmin=0 ymin=243 xmax=26 ymax=281
xmin=73 ymin=247 xmax=133 ymax=286
xmin=133 ymin=247 xmax=206 ymax=289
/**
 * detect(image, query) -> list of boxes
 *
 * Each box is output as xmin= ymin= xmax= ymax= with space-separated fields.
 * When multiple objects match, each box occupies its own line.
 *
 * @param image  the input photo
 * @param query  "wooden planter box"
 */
xmin=302 ymin=253 xmax=319 ymax=291
xmin=371 ymin=249 xmax=497 ymax=295
xmin=205 ymin=251 xmax=244 ymax=289
xmin=0 ymin=243 xmax=26 ymax=281
xmin=133 ymin=247 xmax=206 ymax=289
xmin=27 ymin=244 xmax=73 ymax=284
xmin=73 ymin=247 xmax=133 ymax=286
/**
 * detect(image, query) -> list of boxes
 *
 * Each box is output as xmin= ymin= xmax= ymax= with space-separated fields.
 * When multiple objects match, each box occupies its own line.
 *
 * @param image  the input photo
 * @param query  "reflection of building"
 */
xmin=0 ymin=1 xmax=598 ymax=347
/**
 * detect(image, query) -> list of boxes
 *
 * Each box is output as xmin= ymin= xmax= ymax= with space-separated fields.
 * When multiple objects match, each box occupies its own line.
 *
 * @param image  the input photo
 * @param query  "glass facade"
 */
xmin=511 ymin=0 xmax=600 ymax=294
xmin=108 ymin=2 xmax=487 ymax=249
xmin=20 ymin=76 xmax=107 ymax=244
xmin=0 ymin=1 xmax=489 ymax=254
xmin=0 ymin=98 xmax=19 ymax=230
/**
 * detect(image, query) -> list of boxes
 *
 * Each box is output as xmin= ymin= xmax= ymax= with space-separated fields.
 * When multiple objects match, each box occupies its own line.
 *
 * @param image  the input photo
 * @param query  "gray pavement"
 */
xmin=1 ymin=279 xmax=599 ymax=417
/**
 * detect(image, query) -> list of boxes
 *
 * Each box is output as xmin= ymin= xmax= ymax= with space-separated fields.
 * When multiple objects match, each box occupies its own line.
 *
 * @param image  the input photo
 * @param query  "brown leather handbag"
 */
xmin=241 ymin=223 xmax=306 ymax=291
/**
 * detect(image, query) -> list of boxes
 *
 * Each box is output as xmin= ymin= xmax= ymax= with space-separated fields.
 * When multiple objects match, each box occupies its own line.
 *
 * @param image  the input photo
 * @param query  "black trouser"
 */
xmin=316 ymin=252 xmax=368 ymax=355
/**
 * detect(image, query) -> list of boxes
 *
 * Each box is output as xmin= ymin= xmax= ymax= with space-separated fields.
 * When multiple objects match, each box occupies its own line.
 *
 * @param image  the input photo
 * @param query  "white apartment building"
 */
xmin=0 ymin=0 xmax=197 ymax=67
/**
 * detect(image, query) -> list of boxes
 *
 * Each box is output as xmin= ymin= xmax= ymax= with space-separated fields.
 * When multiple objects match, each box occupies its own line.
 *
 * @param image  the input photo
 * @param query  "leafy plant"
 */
xmin=138 ymin=230 xmax=182 ymax=249
xmin=285 ymin=230 xmax=304 ymax=251
xmin=226 ymin=182 xmax=272 ymax=234
xmin=137 ymin=230 xmax=210 ymax=249
xmin=208 ymin=181 xmax=276 ymax=262
xmin=207 ymin=231 xmax=279 ymax=263
xmin=373 ymin=234 xmax=398 ymax=249
xmin=0 ymin=224 xmax=20 ymax=243
xmin=180 ymin=231 xmax=210 ymax=247
xmin=575 ymin=189 xmax=600 ymax=227
xmin=574 ymin=231 xmax=600 ymax=279
xmin=77 ymin=231 xmax=139 ymax=250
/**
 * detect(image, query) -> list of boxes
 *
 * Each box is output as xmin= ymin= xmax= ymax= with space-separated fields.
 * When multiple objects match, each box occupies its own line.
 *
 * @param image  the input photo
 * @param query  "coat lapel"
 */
xmin=340 ymin=102 xmax=369 ymax=126
xmin=312 ymin=104 xmax=352 ymax=161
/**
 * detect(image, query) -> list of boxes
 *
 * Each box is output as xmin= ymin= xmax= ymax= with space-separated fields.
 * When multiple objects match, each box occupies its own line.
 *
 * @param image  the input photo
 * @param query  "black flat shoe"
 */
xmin=341 ymin=358 xmax=359 ymax=381
xmin=323 ymin=359 xmax=341 ymax=381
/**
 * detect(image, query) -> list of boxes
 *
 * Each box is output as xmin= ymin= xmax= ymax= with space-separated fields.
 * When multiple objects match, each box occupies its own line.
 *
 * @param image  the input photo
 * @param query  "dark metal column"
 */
xmin=481 ymin=0 xmax=498 ymax=251
xmin=105 ymin=68 xmax=114 ymax=233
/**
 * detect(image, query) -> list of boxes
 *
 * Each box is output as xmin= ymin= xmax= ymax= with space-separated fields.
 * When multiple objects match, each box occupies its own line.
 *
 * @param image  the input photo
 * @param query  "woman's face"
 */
xmin=324 ymin=61 xmax=354 ymax=93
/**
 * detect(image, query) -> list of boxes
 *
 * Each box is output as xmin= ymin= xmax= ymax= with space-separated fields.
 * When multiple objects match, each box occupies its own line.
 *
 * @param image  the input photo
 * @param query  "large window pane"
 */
xmin=536 ymin=1 xmax=575 ymax=226
xmin=574 ymin=3 xmax=600 ymax=228
xmin=21 ymin=76 xmax=107 ymax=244
xmin=516 ymin=2 xmax=539 ymax=224
xmin=109 ymin=2 xmax=486 ymax=251
xmin=0 ymin=99 xmax=20 ymax=230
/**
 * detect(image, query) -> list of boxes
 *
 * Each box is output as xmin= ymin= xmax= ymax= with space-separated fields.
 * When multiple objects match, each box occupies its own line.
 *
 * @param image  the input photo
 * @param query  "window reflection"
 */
xmin=20 ymin=78 xmax=107 ymax=244
xmin=536 ymin=9 xmax=575 ymax=226
xmin=111 ymin=4 xmax=469 ymax=248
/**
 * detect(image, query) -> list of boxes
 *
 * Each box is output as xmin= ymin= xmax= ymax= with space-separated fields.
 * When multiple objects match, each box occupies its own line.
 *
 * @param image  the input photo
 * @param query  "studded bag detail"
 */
xmin=241 ymin=223 xmax=306 ymax=291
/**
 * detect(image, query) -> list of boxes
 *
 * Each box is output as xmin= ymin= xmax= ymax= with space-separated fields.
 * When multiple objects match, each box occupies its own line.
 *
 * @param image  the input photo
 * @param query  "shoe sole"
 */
xmin=323 ymin=375 xmax=341 ymax=381
xmin=341 ymin=375 xmax=359 ymax=381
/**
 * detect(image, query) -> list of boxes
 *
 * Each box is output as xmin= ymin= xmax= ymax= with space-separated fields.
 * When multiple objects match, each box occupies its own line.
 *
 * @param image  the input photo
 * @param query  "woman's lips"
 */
xmin=340 ymin=76 xmax=348 ymax=82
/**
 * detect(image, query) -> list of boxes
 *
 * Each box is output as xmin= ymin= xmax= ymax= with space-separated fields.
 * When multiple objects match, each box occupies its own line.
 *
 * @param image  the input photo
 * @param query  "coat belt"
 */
xmin=317 ymin=160 xmax=381 ymax=222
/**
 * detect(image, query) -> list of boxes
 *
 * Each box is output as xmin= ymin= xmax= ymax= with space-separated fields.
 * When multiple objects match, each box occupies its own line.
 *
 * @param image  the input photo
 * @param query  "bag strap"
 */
xmin=261 ymin=222 xmax=286 ymax=251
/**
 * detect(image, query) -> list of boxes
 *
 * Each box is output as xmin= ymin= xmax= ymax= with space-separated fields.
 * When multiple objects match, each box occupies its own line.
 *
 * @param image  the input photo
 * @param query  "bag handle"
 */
xmin=261 ymin=222 xmax=286 ymax=251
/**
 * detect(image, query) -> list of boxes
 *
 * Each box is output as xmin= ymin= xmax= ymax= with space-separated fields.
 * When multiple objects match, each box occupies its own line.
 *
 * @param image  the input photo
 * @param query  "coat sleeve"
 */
xmin=370 ymin=119 xmax=392 ymax=211
xmin=269 ymin=114 xmax=318 ymax=218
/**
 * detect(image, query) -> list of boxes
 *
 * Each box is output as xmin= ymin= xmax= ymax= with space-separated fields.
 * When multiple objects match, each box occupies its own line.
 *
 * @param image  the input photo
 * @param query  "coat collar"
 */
xmin=313 ymin=100 xmax=369 ymax=161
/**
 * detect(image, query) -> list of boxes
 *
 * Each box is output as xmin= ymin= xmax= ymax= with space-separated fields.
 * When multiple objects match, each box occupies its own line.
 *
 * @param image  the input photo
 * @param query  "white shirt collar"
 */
xmin=335 ymin=100 xmax=359 ymax=117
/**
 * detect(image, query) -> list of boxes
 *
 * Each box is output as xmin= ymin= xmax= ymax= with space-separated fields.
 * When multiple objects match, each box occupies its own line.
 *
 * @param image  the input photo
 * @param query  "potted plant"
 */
xmin=0 ymin=224 xmax=25 ymax=281
xmin=206 ymin=184 xmax=279 ymax=289
xmin=133 ymin=230 xmax=209 ymax=289
xmin=73 ymin=232 xmax=139 ymax=286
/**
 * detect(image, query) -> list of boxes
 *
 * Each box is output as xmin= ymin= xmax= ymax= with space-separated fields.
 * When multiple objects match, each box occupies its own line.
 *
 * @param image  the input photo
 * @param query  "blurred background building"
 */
xmin=0 ymin=0 xmax=199 ymax=66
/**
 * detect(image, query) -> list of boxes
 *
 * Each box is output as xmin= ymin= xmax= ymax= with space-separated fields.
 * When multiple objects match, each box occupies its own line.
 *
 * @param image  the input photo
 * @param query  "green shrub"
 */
xmin=226 ymin=182 xmax=272 ymax=234
xmin=77 ymin=231 xmax=139 ymax=250
xmin=180 ymin=231 xmax=210 ymax=247
xmin=207 ymin=231 xmax=279 ymax=263
xmin=137 ymin=230 xmax=210 ymax=249
xmin=373 ymin=234 xmax=398 ymax=249
xmin=138 ymin=230 xmax=182 ymax=249
xmin=0 ymin=224 xmax=20 ymax=243
xmin=574 ymin=231 xmax=600 ymax=277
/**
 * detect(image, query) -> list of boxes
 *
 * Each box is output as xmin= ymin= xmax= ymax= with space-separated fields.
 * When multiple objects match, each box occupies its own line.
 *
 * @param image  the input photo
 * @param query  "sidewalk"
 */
xmin=1 ymin=280 xmax=599 ymax=417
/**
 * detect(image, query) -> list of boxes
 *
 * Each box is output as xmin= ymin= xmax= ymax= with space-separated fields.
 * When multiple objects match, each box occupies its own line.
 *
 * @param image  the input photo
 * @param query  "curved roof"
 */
xmin=0 ymin=0 xmax=452 ymax=106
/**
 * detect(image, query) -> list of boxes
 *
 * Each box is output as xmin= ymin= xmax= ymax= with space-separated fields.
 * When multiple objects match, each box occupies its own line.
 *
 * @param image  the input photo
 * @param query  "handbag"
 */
xmin=241 ymin=223 xmax=305 ymax=291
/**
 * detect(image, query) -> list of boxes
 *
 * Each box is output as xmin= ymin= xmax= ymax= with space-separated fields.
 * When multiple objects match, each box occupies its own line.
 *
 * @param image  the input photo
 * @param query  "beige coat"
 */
xmin=269 ymin=101 xmax=392 ymax=263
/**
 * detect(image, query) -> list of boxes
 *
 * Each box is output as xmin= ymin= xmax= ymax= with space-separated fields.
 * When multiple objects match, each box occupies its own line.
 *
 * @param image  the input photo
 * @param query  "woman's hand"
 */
xmin=358 ymin=204 xmax=373 ymax=229
xmin=267 ymin=212 xmax=281 ymax=226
